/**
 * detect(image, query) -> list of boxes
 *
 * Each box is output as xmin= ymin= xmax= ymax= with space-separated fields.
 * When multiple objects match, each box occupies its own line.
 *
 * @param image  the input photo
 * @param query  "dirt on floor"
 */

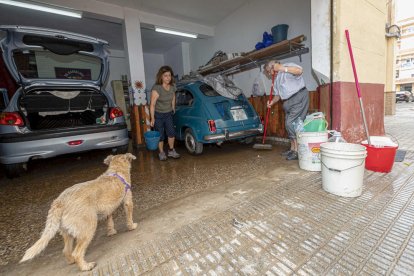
xmin=0 ymin=138 xmax=295 ymax=275
xmin=1 ymin=102 xmax=414 ymax=275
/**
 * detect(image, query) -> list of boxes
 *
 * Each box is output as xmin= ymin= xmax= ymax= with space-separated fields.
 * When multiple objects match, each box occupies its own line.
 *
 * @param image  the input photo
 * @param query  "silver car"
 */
xmin=0 ymin=26 xmax=129 ymax=177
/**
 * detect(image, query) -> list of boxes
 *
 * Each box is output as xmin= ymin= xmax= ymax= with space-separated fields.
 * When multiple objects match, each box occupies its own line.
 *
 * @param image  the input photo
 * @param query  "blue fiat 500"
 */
xmin=173 ymin=81 xmax=263 ymax=155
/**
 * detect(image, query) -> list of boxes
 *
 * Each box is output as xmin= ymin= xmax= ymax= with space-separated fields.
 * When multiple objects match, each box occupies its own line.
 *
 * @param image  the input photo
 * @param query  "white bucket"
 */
xmin=320 ymin=142 xmax=367 ymax=197
xmin=297 ymin=131 xmax=328 ymax=171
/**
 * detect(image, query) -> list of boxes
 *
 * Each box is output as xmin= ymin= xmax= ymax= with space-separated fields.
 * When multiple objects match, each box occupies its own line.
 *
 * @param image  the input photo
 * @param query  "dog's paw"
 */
xmin=80 ymin=262 xmax=96 ymax=271
xmin=107 ymin=229 xmax=117 ymax=236
xmin=128 ymin=223 xmax=138 ymax=231
xmin=65 ymin=256 xmax=75 ymax=264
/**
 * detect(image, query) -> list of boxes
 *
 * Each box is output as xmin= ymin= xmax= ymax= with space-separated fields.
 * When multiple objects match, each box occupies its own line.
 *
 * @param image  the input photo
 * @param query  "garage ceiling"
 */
xmin=0 ymin=0 xmax=248 ymax=53
xmin=99 ymin=0 xmax=248 ymax=26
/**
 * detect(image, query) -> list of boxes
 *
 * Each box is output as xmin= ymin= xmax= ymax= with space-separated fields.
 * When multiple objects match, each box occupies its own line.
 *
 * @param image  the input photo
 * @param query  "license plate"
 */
xmin=230 ymin=108 xmax=247 ymax=121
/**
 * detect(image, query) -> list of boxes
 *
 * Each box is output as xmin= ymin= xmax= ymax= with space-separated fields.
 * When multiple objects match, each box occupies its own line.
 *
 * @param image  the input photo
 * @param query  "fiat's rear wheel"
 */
xmin=184 ymin=129 xmax=203 ymax=155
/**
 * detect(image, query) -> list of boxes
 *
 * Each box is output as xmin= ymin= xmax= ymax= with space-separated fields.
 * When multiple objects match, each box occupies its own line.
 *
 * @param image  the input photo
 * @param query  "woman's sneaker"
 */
xmin=168 ymin=149 xmax=180 ymax=159
xmin=281 ymin=149 xmax=293 ymax=156
xmin=158 ymin=152 xmax=167 ymax=161
xmin=286 ymin=151 xmax=298 ymax=160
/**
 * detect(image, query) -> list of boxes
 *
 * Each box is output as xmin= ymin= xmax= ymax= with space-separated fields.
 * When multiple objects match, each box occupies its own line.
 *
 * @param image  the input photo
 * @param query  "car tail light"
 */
xmin=0 ymin=112 xmax=24 ymax=126
xmin=208 ymin=120 xmax=216 ymax=133
xmin=67 ymin=140 xmax=84 ymax=146
xmin=109 ymin=107 xmax=124 ymax=119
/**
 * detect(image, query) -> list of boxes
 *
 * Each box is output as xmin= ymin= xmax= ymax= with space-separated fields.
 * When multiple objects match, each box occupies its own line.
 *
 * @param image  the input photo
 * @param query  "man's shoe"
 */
xmin=281 ymin=149 xmax=293 ymax=156
xmin=168 ymin=148 xmax=180 ymax=159
xmin=158 ymin=152 xmax=167 ymax=161
xmin=286 ymin=151 xmax=298 ymax=160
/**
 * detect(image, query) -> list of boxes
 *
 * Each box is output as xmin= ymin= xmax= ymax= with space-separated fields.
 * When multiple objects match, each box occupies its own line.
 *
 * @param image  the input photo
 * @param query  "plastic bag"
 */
xmin=303 ymin=112 xmax=328 ymax=132
xmin=203 ymin=74 xmax=242 ymax=99
xmin=293 ymin=117 xmax=305 ymax=134
xmin=251 ymin=72 xmax=266 ymax=96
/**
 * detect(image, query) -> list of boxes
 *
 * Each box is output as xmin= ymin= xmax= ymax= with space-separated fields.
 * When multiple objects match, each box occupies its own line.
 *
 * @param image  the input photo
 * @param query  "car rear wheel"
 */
xmin=4 ymin=163 xmax=26 ymax=178
xmin=184 ymin=129 xmax=203 ymax=155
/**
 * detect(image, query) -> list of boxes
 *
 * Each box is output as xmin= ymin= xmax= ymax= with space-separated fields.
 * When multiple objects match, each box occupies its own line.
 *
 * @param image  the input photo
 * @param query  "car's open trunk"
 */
xmin=19 ymin=89 xmax=108 ymax=131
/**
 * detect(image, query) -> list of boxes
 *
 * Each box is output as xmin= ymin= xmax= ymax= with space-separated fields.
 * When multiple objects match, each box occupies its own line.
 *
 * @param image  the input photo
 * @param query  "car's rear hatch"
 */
xmin=0 ymin=26 xmax=124 ymax=133
xmin=0 ymin=25 xmax=109 ymax=89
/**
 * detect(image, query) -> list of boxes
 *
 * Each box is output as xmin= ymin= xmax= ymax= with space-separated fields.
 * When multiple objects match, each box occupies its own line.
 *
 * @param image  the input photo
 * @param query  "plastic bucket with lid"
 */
xmin=361 ymin=136 xmax=398 ymax=173
xmin=320 ymin=142 xmax=367 ymax=197
xmin=297 ymin=131 xmax=328 ymax=171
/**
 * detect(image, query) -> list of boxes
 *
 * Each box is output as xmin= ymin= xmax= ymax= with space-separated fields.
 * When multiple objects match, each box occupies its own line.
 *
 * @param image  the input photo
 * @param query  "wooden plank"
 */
xmin=198 ymin=35 xmax=306 ymax=76
xmin=131 ymin=105 xmax=143 ymax=146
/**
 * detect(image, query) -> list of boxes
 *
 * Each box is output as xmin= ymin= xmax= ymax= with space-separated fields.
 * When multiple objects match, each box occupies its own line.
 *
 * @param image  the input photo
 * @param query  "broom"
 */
xmin=253 ymin=71 xmax=276 ymax=150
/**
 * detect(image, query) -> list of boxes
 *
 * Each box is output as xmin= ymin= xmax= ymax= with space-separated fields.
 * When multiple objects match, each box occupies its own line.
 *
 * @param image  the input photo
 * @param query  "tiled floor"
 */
xmin=2 ymin=103 xmax=413 ymax=276
xmin=91 ymin=104 xmax=414 ymax=275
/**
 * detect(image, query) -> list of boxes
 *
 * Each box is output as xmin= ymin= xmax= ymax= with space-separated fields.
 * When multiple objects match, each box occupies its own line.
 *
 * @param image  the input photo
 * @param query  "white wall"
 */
xmin=143 ymin=53 xmax=165 ymax=89
xmin=189 ymin=0 xmax=316 ymax=96
xmin=164 ymin=43 xmax=184 ymax=79
xmin=190 ymin=38 xmax=215 ymax=71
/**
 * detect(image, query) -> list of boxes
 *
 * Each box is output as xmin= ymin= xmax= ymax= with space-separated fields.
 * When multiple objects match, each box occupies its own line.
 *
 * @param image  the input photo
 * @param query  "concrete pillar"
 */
xmin=122 ymin=8 xmax=146 ymax=145
xmin=320 ymin=0 xmax=387 ymax=143
xmin=182 ymin=42 xmax=191 ymax=76
xmin=122 ymin=8 xmax=146 ymax=104
xmin=311 ymin=0 xmax=331 ymax=85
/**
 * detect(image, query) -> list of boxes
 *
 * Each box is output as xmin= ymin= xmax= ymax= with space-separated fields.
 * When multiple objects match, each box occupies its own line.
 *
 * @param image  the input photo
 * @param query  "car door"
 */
xmin=174 ymin=88 xmax=195 ymax=139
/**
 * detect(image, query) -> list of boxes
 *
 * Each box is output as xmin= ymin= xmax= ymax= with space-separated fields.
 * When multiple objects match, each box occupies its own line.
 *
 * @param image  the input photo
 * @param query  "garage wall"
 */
xmin=189 ymin=0 xmax=315 ymax=96
xmin=143 ymin=53 xmax=165 ymax=91
xmin=105 ymin=49 xmax=129 ymax=97
xmin=164 ymin=43 xmax=184 ymax=79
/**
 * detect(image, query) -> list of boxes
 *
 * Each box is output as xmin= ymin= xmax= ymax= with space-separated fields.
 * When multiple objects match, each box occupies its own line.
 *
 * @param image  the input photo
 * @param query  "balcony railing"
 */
xmin=395 ymin=77 xmax=414 ymax=84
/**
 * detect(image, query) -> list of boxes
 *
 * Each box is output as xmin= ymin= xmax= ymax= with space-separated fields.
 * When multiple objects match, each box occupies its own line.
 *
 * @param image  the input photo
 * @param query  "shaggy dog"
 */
xmin=20 ymin=153 xmax=137 ymax=271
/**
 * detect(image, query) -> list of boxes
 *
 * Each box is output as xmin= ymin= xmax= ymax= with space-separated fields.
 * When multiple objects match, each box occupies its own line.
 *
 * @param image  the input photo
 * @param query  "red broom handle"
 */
xmin=262 ymin=72 xmax=276 ymax=144
xmin=345 ymin=30 xmax=362 ymax=98
xmin=345 ymin=29 xmax=371 ymax=145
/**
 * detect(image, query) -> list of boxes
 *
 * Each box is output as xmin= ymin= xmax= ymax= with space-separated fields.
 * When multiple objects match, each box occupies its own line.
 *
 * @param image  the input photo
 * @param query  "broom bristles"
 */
xmin=253 ymin=143 xmax=272 ymax=150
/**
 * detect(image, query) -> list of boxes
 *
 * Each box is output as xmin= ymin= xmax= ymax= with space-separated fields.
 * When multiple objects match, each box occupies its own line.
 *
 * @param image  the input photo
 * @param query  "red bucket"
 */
xmin=361 ymin=136 xmax=398 ymax=173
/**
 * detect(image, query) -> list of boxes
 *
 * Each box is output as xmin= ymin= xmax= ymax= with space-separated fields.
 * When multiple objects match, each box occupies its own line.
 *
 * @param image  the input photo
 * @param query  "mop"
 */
xmin=253 ymin=71 xmax=276 ymax=150
xmin=345 ymin=30 xmax=371 ymax=145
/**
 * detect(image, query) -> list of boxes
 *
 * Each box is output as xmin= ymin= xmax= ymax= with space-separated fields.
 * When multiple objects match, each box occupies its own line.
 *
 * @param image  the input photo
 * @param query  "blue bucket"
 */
xmin=271 ymin=24 xmax=289 ymax=44
xmin=144 ymin=131 xmax=160 ymax=151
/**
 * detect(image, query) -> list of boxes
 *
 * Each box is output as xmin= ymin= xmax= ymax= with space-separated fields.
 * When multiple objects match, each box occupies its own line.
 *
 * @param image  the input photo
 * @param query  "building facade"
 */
xmin=396 ymin=17 xmax=414 ymax=92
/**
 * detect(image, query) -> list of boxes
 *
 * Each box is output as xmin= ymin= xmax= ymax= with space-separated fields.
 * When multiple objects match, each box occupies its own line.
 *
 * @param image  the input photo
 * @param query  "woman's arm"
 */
xmin=150 ymin=90 xmax=159 ymax=127
xmin=172 ymin=93 xmax=176 ymax=113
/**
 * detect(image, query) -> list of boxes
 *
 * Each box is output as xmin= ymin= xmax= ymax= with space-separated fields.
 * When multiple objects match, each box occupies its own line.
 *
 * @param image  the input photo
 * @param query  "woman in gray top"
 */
xmin=150 ymin=66 xmax=180 ymax=161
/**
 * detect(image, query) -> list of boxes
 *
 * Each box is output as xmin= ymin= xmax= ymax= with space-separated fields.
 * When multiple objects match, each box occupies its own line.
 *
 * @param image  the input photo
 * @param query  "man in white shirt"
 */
xmin=264 ymin=60 xmax=309 ymax=160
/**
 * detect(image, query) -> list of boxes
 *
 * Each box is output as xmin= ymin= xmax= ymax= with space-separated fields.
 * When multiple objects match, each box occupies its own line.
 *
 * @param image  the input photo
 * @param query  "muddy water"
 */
xmin=0 ymin=141 xmax=291 ymax=268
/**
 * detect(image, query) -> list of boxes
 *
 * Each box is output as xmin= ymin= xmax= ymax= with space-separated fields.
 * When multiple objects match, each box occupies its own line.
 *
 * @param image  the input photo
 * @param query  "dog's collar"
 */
xmin=107 ymin=173 xmax=131 ymax=194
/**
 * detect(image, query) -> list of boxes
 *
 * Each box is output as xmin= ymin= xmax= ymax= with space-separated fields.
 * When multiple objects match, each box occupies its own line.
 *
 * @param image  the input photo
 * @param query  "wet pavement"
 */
xmin=0 ymin=102 xmax=414 ymax=275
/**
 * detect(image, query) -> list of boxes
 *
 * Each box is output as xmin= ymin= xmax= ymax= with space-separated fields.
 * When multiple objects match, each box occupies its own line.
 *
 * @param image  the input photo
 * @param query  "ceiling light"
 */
xmin=0 ymin=0 xmax=82 ymax=18
xmin=155 ymin=27 xmax=197 ymax=38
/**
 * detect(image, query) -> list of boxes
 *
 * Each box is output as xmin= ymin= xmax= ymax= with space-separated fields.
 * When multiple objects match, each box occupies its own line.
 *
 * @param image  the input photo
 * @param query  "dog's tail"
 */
xmin=20 ymin=200 xmax=63 ymax=263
